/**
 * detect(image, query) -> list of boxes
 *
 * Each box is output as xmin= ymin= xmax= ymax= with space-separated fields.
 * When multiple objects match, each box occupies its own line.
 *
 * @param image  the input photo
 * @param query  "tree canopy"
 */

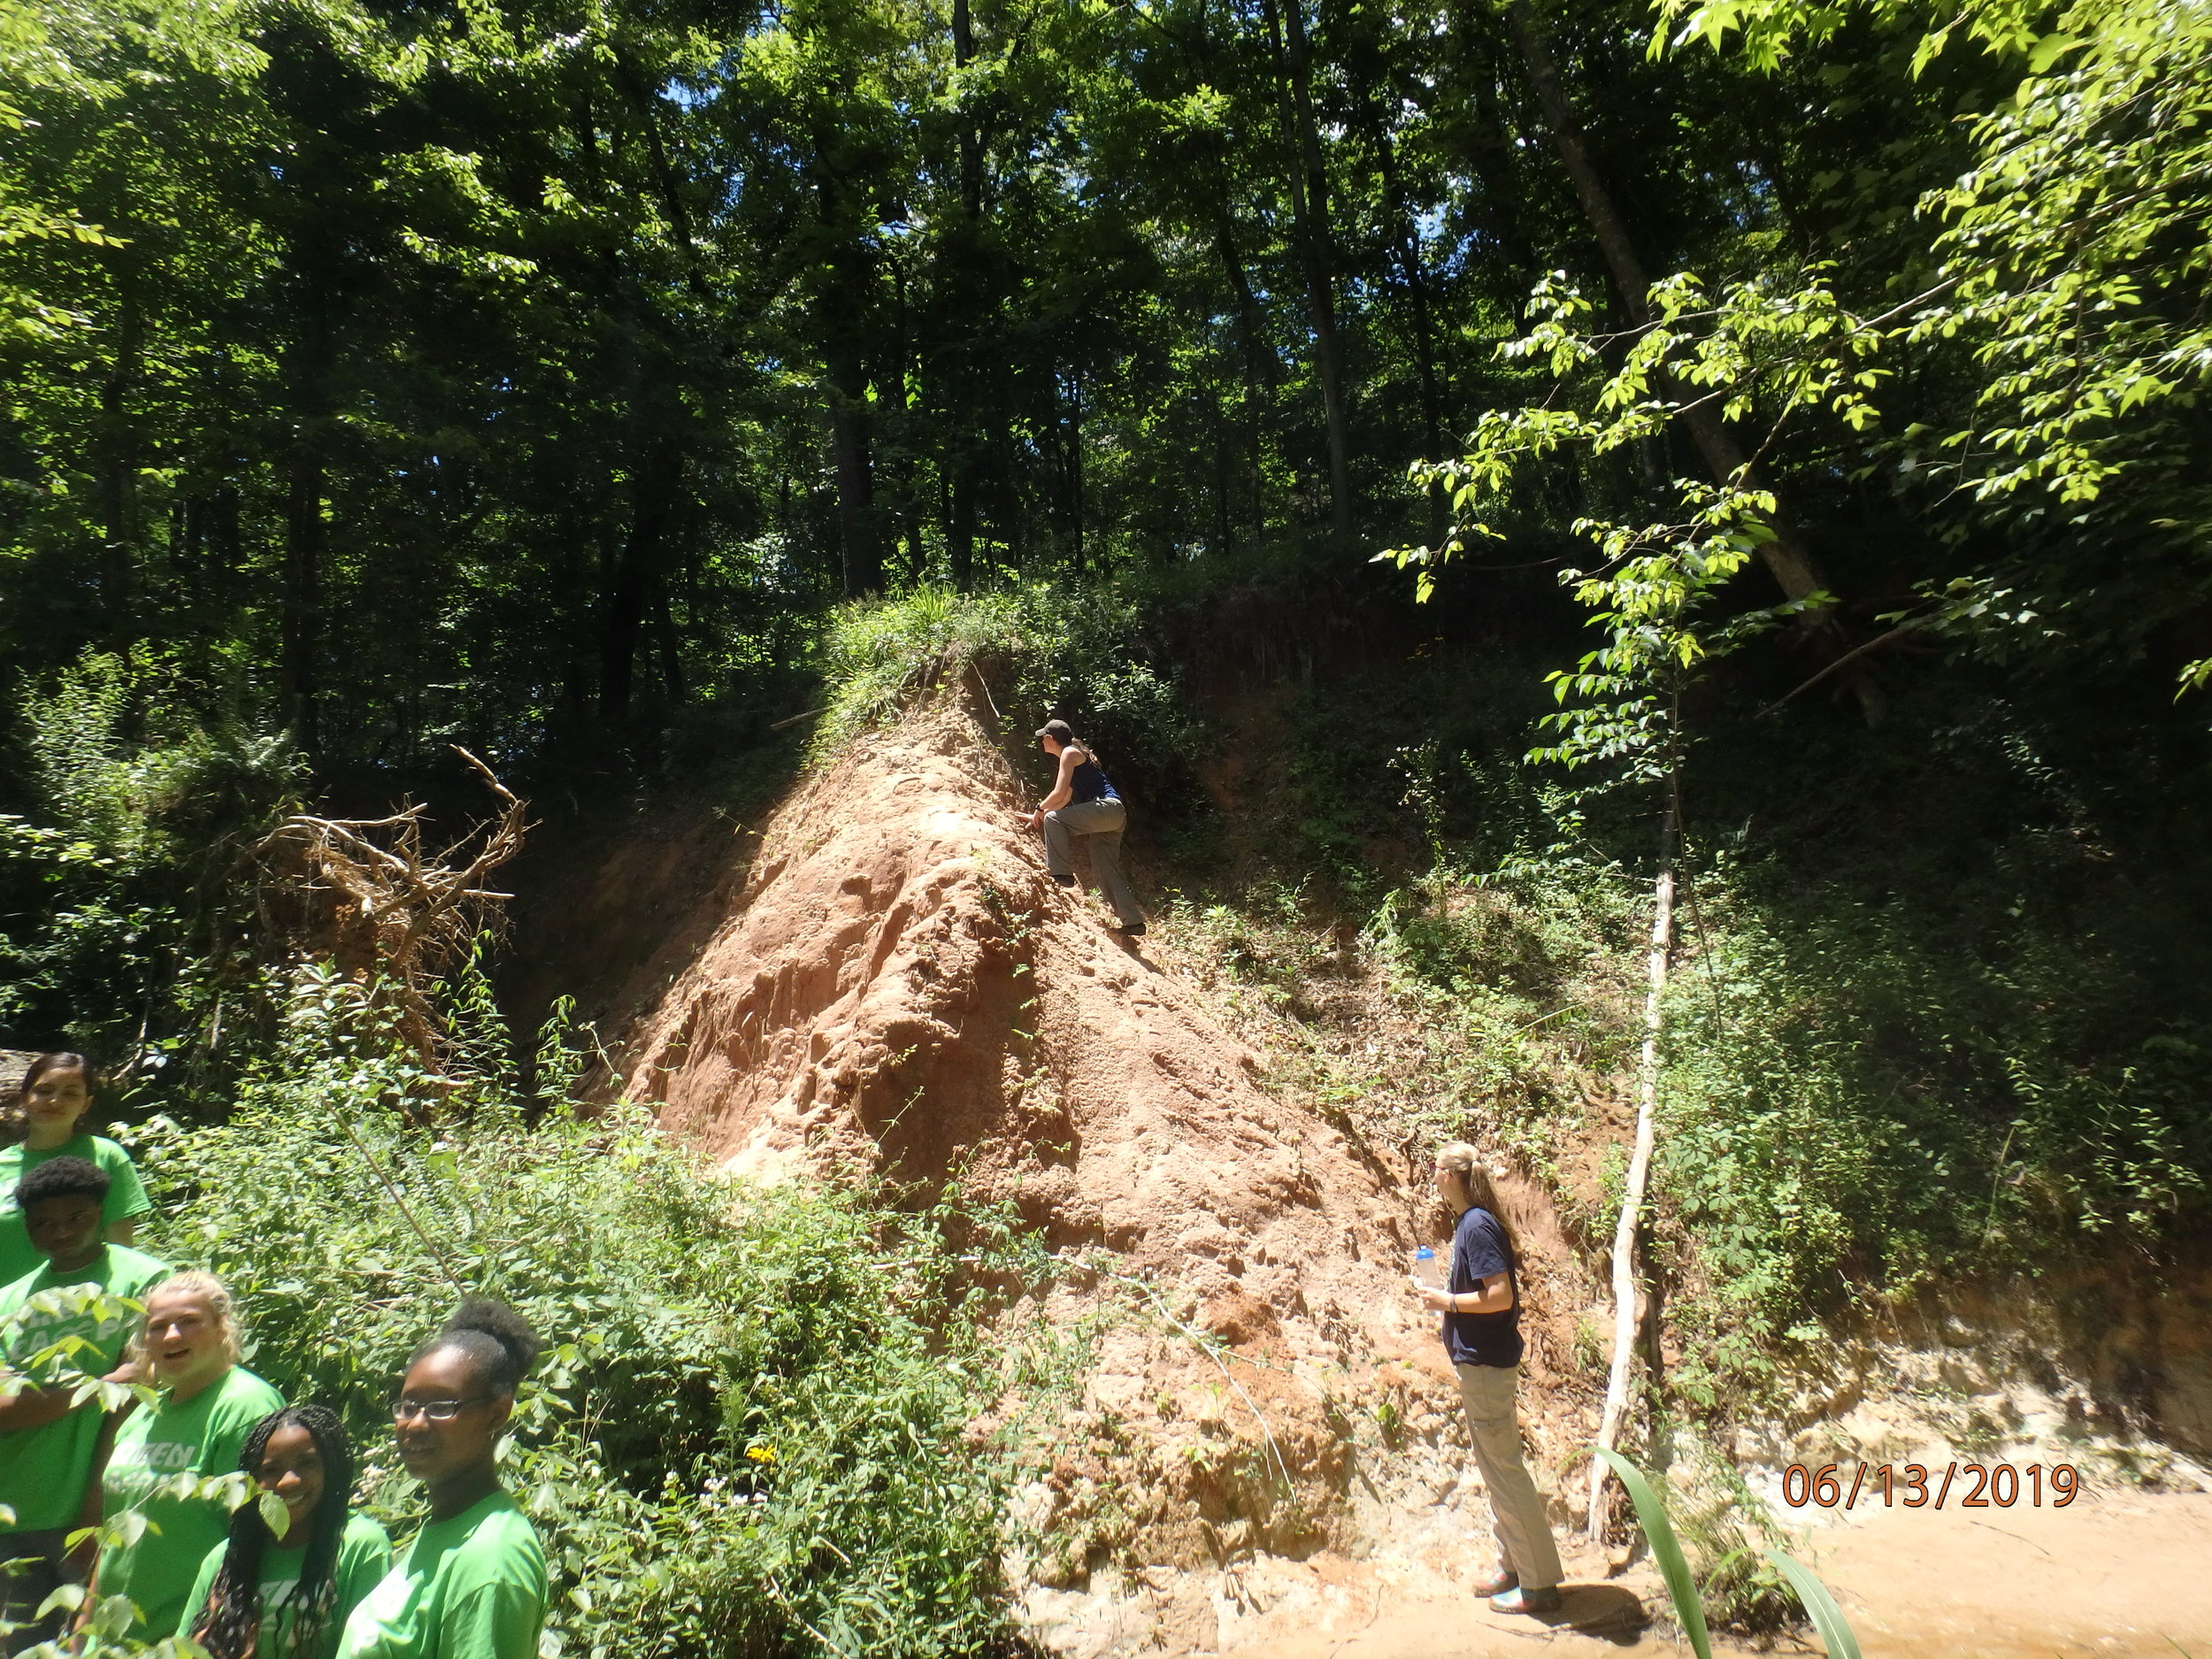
xmin=9 ymin=0 xmax=2199 ymax=776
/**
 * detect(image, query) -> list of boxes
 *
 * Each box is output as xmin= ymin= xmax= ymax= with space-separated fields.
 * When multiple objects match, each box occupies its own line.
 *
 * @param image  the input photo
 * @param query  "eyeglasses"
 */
xmin=389 ymin=1395 xmax=489 ymax=1423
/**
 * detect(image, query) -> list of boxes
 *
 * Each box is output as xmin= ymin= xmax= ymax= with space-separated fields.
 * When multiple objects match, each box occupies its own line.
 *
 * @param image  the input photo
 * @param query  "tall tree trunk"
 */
xmin=945 ymin=0 xmax=985 ymax=591
xmin=828 ymin=349 xmax=880 ymax=598
xmin=612 ymin=51 xmax=710 ymax=301
xmin=1367 ymin=111 xmax=1448 ymax=541
xmin=1459 ymin=19 xmax=1542 ymax=288
xmin=949 ymin=458 xmax=977 ymax=593
xmin=1502 ymin=3 xmax=1851 ymax=635
xmin=1213 ymin=211 xmax=1269 ymax=546
xmin=601 ymin=437 xmax=683 ymax=729
xmin=282 ymin=277 xmax=336 ymax=755
xmin=906 ymin=503 xmax=927 ymax=585
xmin=1373 ymin=123 xmax=1444 ymax=465
xmin=1213 ymin=410 xmax=1233 ymax=556
xmin=98 ymin=268 xmax=143 ymax=627
xmin=656 ymin=580 xmax=686 ymax=703
xmin=953 ymin=0 xmax=983 ymax=221
xmin=210 ymin=483 xmax=240 ymax=580
xmin=282 ymin=444 xmax=324 ymax=753
xmin=810 ymin=135 xmax=880 ymax=600
xmin=1588 ymin=786 xmax=1676 ymax=1536
xmin=1059 ymin=374 xmax=1085 ymax=574
xmin=1263 ymin=0 xmax=1355 ymax=536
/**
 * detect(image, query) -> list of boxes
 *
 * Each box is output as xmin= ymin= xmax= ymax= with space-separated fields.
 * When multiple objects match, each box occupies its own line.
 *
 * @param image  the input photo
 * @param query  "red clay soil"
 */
xmin=595 ymin=689 xmax=2212 ymax=1650
xmin=613 ymin=691 xmax=1600 ymax=1562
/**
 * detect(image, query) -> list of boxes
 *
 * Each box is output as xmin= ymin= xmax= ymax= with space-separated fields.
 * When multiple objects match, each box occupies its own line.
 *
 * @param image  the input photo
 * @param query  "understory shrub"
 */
xmin=130 ymin=964 xmax=1054 ymax=1659
xmin=1656 ymin=845 xmax=2212 ymax=1405
xmin=814 ymin=581 xmax=1203 ymax=781
xmin=0 ymin=644 xmax=298 ymax=1085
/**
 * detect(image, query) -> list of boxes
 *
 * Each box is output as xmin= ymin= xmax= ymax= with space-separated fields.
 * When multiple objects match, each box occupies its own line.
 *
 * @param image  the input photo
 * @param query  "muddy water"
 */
xmin=1101 ymin=1489 xmax=2212 ymax=1658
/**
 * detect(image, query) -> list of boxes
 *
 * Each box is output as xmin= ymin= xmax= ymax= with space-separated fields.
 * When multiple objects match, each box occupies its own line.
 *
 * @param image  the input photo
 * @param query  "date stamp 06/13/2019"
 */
xmin=1778 ymin=1461 xmax=2081 ymax=1510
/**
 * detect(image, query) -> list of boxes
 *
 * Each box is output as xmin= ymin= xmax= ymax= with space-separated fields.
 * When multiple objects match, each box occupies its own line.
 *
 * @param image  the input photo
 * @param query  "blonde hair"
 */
xmin=1435 ymin=1141 xmax=1517 ymax=1250
xmin=135 ymin=1271 xmax=245 ymax=1367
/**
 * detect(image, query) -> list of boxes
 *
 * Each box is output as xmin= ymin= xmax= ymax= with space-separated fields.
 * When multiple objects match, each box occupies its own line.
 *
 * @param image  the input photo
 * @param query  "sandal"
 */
xmin=1489 ymin=1585 xmax=1563 ymax=1615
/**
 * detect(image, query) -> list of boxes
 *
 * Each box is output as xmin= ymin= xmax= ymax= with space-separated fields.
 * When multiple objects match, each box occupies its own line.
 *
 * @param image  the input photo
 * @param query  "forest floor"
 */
xmin=532 ymin=687 xmax=2212 ymax=1658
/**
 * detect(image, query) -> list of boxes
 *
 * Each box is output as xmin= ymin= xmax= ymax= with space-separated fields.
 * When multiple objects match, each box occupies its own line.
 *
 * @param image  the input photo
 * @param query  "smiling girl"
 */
xmin=182 ymin=1406 xmax=392 ymax=1659
xmin=0 ymin=1054 xmax=153 ymax=1286
xmin=335 ymin=1300 xmax=548 ymax=1659
xmin=94 ymin=1271 xmax=286 ymax=1637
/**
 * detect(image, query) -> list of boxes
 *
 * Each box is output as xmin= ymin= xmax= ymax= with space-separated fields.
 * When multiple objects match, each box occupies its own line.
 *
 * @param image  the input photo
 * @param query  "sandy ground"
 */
xmin=1132 ymin=1488 xmax=2212 ymax=1658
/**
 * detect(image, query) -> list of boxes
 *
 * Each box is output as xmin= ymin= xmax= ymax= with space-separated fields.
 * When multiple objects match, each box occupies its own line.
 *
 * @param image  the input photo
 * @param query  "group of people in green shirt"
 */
xmin=0 ymin=1053 xmax=550 ymax=1659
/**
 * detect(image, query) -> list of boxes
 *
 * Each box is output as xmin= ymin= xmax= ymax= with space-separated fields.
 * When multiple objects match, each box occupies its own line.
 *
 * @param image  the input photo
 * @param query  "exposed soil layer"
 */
xmin=612 ymin=693 xmax=1601 ymax=1561
xmin=603 ymin=689 xmax=2212 ymax=1642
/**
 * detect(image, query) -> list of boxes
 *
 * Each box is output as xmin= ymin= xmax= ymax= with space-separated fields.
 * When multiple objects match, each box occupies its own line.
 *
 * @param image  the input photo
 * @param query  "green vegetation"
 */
xmin=795 ymin=560 xmax=2209 ymax=1426
xmin=4 ymin=0 xmax=2212 ymax=1640
xmin=1 ymin=647 xmax=298 ymax=1095
xmin=815 ymin=582 xmax=1199 ymax=775
xmin=1594 ymin=1446 xmax=1856 ymax=1651
xmin=121 ymin=964 xmax=1055 ymax=1659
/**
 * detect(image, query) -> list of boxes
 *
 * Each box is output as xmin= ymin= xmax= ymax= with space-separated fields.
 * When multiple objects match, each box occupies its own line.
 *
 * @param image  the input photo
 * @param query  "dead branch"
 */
xmin=257 ymin=747 xmax=532 ymax=1072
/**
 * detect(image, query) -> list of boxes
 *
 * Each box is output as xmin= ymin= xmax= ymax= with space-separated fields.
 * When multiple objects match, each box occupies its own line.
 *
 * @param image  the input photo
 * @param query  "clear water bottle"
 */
xmin=1414 ymin=1245 xmax=1438 ymax=1286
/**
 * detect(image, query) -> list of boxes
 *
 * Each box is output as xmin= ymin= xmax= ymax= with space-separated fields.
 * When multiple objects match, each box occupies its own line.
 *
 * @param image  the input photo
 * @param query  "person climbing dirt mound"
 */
xmin=622 ymin=690 xmax=1401 ymax=1281
xmin=1024 ymin=718 xmax=1145 ymax=935
xmin=612 ymin=688 xmax=1601 ymax=1571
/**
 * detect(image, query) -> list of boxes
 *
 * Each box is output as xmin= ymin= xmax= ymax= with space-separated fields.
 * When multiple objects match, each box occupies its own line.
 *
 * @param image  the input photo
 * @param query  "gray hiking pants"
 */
xmin=1455 ymin=1363 xmax=1564 ymax=1590
xmin=1042 ymin=799 xmax=1143 ymax=926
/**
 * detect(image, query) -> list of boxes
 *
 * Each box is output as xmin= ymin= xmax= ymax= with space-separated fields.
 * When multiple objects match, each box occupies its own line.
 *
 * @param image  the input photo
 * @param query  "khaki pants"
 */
xmin=1042 ymin=799 xmax=1143 ymax=926
xmin=1455 ymin=1363 xmax=1563 ymax=1590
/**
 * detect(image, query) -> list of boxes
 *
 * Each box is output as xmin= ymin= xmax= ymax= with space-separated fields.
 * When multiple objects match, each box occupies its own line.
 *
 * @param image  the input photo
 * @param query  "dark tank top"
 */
xmin=1070 ymin=749 xmax=1120 ymax=804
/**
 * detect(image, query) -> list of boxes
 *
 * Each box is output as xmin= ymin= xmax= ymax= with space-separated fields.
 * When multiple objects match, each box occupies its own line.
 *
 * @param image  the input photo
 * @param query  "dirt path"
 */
xmin=1117 ymin=1489 xmax=2212 ymax=1658
xmin=1797 ymin=1486 xmax=2212 ymax=1657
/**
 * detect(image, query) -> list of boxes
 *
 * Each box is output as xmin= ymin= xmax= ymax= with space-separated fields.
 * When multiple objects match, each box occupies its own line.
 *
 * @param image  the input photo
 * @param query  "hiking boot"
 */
xmin=1049 ymin=872 xmax=1076 ymax=887
xmin=1114 ymin=921 xmax=1146 ymax=936
xmin=1489 ymin=1584 xmax=1562 ymax=1616
xmin=1471 ymin=1571 xmax=1517 ymax=1598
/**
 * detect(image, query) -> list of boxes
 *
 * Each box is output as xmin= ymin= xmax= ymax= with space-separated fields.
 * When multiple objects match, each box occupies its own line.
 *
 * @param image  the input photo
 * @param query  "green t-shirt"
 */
xmin=98 ymin=1364 xmax=287 ymax=1638
xmin=180 ymin=1510 xmax=394 ymax=1659
xmin=333 ymin=1492 xmax=546 ymax=1659
xmin=0 ymin=1243 xmax=172 ymax=1533
xmin=0 ymin=1133 xmax=154 ymax=1286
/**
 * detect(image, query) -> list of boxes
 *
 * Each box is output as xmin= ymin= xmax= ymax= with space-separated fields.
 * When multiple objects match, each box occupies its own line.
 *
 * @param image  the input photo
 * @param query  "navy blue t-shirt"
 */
xmin=1443 ymin=1204 xmax=1523 ymax=1369
xmin=1070 ymin=756 xmax=1119 ymax=803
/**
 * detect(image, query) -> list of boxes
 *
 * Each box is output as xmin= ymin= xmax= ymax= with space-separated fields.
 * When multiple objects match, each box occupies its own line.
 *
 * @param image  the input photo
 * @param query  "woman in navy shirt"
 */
xmin=1024 ymin=719 xmax=1145 ymax=935
xmin=1410 ymin=1142 xmax=1563 ymax=1615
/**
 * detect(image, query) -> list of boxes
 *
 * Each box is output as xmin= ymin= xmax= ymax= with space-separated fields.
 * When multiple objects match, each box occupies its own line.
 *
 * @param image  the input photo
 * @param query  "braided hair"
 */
xmin=192 ymin=1405 xmax=355 ymax=1659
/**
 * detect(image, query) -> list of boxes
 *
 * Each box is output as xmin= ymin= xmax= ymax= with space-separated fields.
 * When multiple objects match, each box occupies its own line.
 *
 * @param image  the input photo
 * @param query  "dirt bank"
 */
xmin=596 ymin=687 xmax=2212 ymax=1649
xmin=609 ymin=692 xmax=1601 ymax=1565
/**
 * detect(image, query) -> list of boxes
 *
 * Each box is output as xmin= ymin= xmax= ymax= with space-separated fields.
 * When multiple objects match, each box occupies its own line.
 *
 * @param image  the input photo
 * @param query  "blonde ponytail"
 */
xmin=1436 ymin=1141 xmax=1517 ymax=1256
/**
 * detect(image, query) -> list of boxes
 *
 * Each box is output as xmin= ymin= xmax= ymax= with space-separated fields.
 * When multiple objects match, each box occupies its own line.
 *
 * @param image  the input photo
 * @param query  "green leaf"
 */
xmin=1761 ymin=1547 xmax=1862 ymax=1658
xmin=35 ymin=1581 xmax=87 ymax=1619
xmin=258 ymin=1489 xmax=294 ymax=1538
xmin=1590 ymin=1448 xmax=1711 ymax=1659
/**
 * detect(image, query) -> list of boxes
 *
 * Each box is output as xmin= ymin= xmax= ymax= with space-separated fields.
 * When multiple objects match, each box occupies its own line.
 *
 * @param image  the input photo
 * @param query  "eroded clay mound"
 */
xmin=623 ymin=696 xmax=1410 ymax=1333
xmin=615 ymin=694 xmax=1601 ymax=1586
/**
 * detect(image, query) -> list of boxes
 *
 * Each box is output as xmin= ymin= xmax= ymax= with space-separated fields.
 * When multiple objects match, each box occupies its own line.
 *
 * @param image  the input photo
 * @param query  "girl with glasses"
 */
xmin=94 ymin=1271 xmax=287 ymax=1637
xmin=182 ymin=1405 xmax=392 ymax=1659
xmin=334 ymin=1300 xmax=548 ymax=1659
